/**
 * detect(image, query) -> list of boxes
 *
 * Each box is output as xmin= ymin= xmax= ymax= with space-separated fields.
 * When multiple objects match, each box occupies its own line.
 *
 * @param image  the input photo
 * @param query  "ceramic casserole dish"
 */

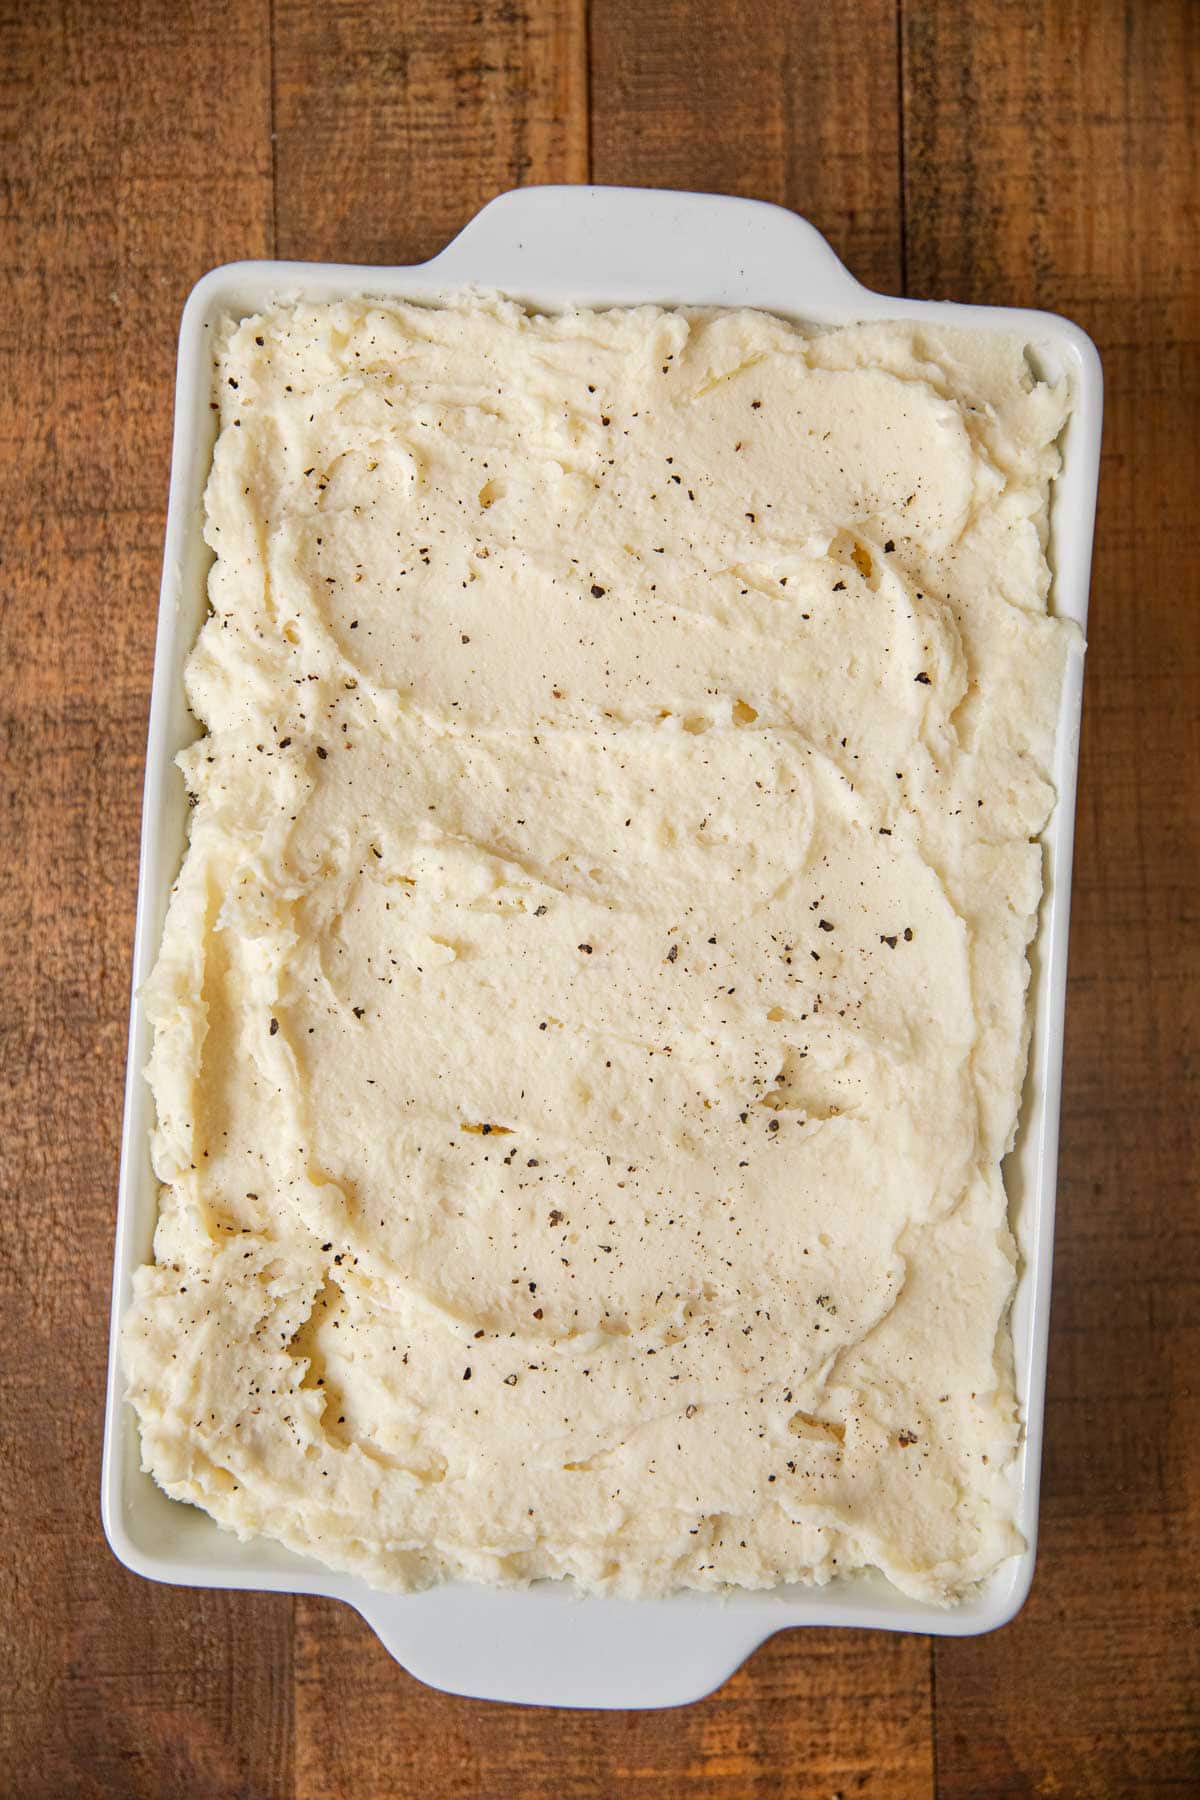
xmin=103 ymin=185 xmax=1102 ymax=1708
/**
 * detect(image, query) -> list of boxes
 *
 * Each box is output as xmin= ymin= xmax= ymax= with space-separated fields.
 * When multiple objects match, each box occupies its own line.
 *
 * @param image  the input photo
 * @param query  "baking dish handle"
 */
xmin=355 ymin=1586 xmax=774 ymax=1710
xmin=423 ymin=184 xmax=867 ymax=316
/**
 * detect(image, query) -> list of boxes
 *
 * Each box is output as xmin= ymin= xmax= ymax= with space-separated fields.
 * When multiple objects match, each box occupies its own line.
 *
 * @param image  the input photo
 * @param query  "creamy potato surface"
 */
xmin=123 ymin=297 xmax=1070 ymax=1601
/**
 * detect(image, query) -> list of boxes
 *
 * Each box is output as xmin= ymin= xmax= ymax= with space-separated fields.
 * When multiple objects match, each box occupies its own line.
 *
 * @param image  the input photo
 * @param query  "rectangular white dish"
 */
xmin=103 ymin=184 xmax=1102 ymax=1710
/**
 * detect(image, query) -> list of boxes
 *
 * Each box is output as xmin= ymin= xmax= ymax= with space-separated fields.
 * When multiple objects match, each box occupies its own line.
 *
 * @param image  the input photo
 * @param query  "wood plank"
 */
xmin=273 ymin=0 xmax=589 ymax=265
xmin=902 ymin=1 xmax=1200 ymax=1793
xmin=590 ymin=0 xmax=905 ymax=294
xmin=0 ymin=3 xmax=290 ymax=1797
xmin=581 ymin=9 xmax=934 ymax=1796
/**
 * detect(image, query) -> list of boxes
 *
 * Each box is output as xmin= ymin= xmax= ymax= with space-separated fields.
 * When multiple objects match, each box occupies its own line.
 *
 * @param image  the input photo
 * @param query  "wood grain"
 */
xmin=902 ymin=1 xmax=1200 ymax=1794
xmin=0 ymin=3 xmax=291 ymax=1798
xmin=2 ymin=0 xmax=1197 ymax=1793
xmin=273 ymin=0 xmax=588 ymax=265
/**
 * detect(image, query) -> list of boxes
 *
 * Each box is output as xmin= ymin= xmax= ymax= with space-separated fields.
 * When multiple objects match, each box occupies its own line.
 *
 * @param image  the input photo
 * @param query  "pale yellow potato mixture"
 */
xmin=123 ymin=295 xmax=1071 ymax=1602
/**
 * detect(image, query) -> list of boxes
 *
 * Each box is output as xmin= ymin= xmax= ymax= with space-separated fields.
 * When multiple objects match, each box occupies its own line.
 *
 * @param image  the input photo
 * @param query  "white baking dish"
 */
xmin=102 ymin=185 xmax=1102 ymax=1710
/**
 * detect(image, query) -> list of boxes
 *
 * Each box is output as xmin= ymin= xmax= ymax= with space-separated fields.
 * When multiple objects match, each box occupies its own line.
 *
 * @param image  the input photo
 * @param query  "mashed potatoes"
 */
xmin=123 ymin=295 xmax=1071 ymax=1602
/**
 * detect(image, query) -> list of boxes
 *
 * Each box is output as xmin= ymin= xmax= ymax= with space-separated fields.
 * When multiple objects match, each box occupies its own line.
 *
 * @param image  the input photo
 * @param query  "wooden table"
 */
xmin=3 ymin=2 xmax=1196 ymax=1793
